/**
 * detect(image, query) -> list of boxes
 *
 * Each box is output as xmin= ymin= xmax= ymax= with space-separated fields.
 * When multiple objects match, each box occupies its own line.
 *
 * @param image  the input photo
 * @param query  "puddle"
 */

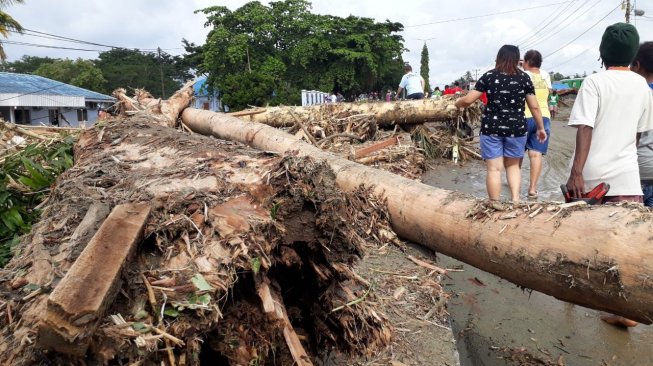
xmin=423 ymin=121 xmax=653 ymax=365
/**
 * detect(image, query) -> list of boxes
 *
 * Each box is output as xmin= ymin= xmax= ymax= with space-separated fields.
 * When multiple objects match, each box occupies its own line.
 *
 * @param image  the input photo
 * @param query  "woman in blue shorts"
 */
xmin=456 ymin=45 xmax=547 ymax=202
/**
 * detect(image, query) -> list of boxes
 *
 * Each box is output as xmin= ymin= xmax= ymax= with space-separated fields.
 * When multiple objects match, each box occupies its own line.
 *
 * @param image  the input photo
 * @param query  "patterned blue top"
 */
xmin=475 ymin=70 xmax=535 ymax=137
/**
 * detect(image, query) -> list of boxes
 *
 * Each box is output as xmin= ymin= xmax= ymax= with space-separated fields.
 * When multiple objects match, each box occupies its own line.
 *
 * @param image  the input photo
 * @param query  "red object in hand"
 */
xmin=560 ymin=183 xmax=610 ymax=205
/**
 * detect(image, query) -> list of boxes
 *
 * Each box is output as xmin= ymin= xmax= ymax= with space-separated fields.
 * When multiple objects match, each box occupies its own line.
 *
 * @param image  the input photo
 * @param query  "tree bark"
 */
xmin=240 ymin=98 xmax=481 ymax=127
xmin=112 ymin=81 xmax=195 ymax=128
xmin=181 ymin=107 xmax=653 ymax=324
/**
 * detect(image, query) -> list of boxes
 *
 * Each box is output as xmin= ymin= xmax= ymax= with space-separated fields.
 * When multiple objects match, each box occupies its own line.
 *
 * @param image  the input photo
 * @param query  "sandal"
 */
xmin=527 ymin=192 xmax=538 ymax=199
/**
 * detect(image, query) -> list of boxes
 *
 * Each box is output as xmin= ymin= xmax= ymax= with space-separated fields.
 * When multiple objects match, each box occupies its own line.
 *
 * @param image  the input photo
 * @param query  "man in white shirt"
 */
xmin=396 ymin=64 xmax=425 ymax=100
xmin=566 ymin=23 xmax=653 ymax=204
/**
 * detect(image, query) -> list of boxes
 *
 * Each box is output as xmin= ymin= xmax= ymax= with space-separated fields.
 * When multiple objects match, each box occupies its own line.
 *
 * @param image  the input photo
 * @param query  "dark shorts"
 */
xmin=407 ymin=93 xmax=424 ymax=100
xmin=525 ymin=117 xmax=551 ymax=155
xmin=480 ymin=134 xmax=527 ymax=160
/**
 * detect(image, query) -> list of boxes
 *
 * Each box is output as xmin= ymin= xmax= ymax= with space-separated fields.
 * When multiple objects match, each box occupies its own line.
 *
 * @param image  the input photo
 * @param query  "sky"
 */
xmin=3 ymin=0 xmax=652 ymax=89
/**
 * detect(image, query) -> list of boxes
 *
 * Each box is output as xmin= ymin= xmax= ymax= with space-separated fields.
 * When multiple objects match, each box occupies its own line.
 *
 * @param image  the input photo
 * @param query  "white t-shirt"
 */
xmin=568 ymin=70 xmax=653 ymax=195
xmin=399 ymin=72 xmax=424 ymax=96
xmin=637 ymin=83 xmax=653 ymax=180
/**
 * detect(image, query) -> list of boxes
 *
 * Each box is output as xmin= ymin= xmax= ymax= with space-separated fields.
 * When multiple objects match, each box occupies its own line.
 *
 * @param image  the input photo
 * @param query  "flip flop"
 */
xmin=527 ymin=192 xmax=538 ymax=199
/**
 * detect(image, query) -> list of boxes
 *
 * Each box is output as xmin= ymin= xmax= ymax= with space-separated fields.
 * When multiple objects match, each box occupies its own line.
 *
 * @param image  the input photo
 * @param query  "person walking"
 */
xmin=456 ymin=45 xmax=547 ymax=202
xmin=522 ymin=49 xmax=552 ymax=199
xmin=548 ymin=90 xmax=559 ymax=120
xmin=396 ymin=64 xmax=425 ymax=100
xmin=633 ymin=41 xmax=653 ymax=207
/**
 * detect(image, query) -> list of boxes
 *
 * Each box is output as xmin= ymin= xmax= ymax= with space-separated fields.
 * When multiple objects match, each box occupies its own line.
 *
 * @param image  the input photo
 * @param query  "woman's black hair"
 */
xmin=495 ymin=45 xmax=521 ymax=75
xmin=633 ymin=42 xmax=653 ymax=74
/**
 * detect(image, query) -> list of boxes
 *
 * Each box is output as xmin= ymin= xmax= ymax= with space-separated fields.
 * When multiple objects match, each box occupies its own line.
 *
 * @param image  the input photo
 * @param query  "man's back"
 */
xmin=569 ymin=70 xmax=653 ymax=195
xmin=399 ymin=72 xmax=423 ymax=95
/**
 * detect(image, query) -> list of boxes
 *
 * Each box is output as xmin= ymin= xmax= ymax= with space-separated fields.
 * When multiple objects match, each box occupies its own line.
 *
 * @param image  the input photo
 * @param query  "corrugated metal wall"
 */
xmin=0 ymin=94 xmax=84 ymax=107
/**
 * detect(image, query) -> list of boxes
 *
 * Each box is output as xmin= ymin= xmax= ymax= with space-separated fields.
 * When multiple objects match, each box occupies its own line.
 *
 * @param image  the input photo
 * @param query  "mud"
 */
xmin=423 ymin=119 xmax=653 ymax=365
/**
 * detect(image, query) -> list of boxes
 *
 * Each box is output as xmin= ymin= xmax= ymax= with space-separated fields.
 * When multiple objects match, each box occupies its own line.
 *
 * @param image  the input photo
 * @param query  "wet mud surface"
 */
xmin=423 ymin=120 xmax=653 ymax=365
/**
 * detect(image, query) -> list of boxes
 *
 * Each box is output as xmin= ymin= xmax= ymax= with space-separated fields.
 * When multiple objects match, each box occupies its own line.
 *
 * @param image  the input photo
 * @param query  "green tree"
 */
xmin=0 ymin=0 xmax=24 ymax=60
xmin=551 ymin=72 xmax=565 ymax=81
xmin=192 ymin=0 xmax=405 ymax=110
xmin=0 ymin=55 xmax=55 ymax=73
xmin=95 ymin=48 xmax=192 ymax=98
xmin=34 ymin=58 xmax=106 ymax=91
xmin=454 ymin=71 xmax=474 ymax=85
xmin=420 ymin=43 xmax=431 ymax=94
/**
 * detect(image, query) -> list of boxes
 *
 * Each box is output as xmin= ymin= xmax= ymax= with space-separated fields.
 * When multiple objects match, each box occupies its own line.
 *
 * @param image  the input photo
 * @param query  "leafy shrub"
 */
xmin=0 ymin=136 xmax=75 ymax=266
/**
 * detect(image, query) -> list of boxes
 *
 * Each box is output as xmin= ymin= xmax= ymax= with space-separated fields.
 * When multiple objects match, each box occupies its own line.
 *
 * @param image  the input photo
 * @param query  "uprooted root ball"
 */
xmin=0 ymin=117 xmax=395 ymax=365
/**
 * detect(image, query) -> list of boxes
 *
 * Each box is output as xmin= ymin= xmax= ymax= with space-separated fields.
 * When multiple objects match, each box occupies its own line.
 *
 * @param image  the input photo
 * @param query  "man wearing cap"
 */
xmin=566 ymin=23 xmax=653 ymax=205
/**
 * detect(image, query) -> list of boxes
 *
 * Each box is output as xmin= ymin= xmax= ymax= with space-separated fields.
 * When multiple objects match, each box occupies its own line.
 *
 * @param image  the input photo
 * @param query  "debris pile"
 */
xmin=0 ymin=115 xmax=397 ymax=365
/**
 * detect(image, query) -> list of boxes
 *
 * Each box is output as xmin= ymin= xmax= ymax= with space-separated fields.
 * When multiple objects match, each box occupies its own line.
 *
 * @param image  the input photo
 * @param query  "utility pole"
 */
xmin=472 ymin=68 xmax=480 ymax=81
xmin=624 ymin=0 xmax=631 ymax=23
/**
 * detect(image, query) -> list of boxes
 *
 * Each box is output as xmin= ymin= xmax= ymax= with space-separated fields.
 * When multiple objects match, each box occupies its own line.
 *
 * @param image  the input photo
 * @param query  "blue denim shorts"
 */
xmin=480 ymin=134 xmax=527 ymax=160
xmin=526 ymin=117 xmax=551 ymax=154
xmin=642 ymin=182 xmax=653 ymax=207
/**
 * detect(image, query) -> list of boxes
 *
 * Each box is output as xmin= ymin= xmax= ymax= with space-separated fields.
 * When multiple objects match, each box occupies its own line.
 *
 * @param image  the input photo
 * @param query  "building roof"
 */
xmin=0 ymin=72 xmax=114 ymax=102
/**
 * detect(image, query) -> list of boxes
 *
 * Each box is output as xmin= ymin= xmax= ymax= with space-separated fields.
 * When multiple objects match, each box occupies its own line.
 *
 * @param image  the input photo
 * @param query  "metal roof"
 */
xmin=0 ymin=72 xmax=114 ymax=103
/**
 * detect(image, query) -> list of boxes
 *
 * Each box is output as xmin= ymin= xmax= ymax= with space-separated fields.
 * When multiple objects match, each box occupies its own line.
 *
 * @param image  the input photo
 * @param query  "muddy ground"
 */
xmin=325 ymin=242 xmax=459 ymax=366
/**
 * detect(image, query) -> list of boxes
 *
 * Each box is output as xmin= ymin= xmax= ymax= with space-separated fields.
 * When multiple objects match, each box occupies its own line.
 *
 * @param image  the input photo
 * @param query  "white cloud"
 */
xmin=3 ymin=0 xmax=650 ymax=87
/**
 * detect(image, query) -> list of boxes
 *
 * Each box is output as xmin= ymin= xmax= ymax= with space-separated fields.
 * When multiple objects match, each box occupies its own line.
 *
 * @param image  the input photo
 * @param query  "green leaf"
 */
xmin=164 ymin=307 xmax=179 ymax=318
xmin=191 ymin=274 xmax=213 ymax=292
xmin=251 ymin=257 xmax=262 ymax=274
xmin=132 ymin=322 xmax=147 ymax=331
xmin=198 ymin=294 xmax=211 ymax=305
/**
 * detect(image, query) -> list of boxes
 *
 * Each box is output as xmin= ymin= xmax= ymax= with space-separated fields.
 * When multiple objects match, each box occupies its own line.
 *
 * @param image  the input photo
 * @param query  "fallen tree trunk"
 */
xmin=182 ymin=107 xmax=653 ymax=324
xmin=112 ymin=82 xmax=195 ymax=128
xmin=240 ymin=97 xmax=483 ymax=127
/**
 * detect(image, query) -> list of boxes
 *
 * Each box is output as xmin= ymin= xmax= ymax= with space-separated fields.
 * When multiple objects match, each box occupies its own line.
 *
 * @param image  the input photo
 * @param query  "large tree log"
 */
xmin=181 ymin=108 xmax=653 ymax=324
xmin=0 ymin=114 xmax=395 ymax=364
xmin=240 ymin=98 xmax=482 ymax=127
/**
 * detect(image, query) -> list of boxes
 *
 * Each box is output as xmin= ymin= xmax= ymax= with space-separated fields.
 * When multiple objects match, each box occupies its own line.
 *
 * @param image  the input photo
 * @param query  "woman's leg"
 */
xmin=528 ymin=150 xmax=543 ymax=195
xmin=486 ymin=158 xmax=504 ymax=200
xmin=480 ymin=134 xmax=504 ymax=200
xmin=504 ymin=157 xmax=522 ymax=202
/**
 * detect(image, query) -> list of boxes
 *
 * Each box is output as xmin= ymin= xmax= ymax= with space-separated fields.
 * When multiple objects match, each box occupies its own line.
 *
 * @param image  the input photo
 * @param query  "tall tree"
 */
xmin=95 ymin=48 xmax=192 ymax=98
xmin=0 ymin=55 xmax=55 ymax=73
xmin=192 ymin=0 xmax=405 ymax=110
xmin=420 ymin=43 xmax=431 ymax=94
xmin=34 ymin=58 xmax=106 ymax=92
xmin=0 ymin=0 xmax=24 ymax=60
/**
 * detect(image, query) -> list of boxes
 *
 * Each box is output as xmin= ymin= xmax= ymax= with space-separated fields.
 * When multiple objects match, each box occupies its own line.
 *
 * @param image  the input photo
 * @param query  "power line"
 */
xmin=516 ymin=0 xmax=579 ymax=46
xmin=514 ymin=0 xmax=575 ymax=45
xmin=5 ymin=28 xmax=184 ymax=52
xmin=1 ymin=40 xmax=103 ymax=52
xmin=544 ymin=3 xmax=621 ymax=58
xmin=405 ymin=1 xmax=573 ymax=28
xmin=548 ymin=46 xmax=596 ymax=69
xmin=521 ymin=0 xmax=601 ymax=50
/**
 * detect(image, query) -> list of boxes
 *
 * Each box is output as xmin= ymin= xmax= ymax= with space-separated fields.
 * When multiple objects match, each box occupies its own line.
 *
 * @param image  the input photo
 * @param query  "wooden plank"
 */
xmin=354 ymin=136 xmax=399 ymax=160
xmin=258 ymin=282 xmax=313 ymax=366
xmin=37 ymin=203 xmax=150 ymax=355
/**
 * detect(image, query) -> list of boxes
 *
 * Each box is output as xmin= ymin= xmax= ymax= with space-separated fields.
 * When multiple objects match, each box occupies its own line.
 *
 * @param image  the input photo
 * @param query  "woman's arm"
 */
xmin=455 ymin=90 xmax=482 ymax=108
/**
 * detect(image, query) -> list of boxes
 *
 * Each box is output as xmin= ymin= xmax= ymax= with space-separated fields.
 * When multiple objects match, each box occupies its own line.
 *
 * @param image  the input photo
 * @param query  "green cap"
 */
xmin=600 ymin=23 xmax=640 ymax=66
